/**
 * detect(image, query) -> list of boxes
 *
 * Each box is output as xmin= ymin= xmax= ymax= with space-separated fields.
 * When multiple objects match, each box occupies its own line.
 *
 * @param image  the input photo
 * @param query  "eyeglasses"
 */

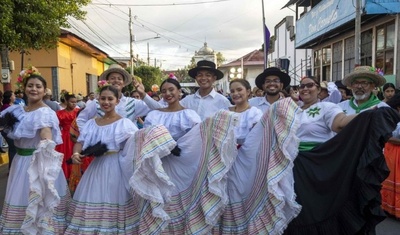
xmin=298 ymin=82 xmax=318 ymax=89
xmin=264 ymin=79 xmax=281 ymax=84
xmin=351 ymin=81 xmax=372 ymax=88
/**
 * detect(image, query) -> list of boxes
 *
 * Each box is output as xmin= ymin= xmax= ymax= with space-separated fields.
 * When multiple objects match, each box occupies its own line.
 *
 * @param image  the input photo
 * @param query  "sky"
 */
xmin=67 ymin=0 xmax=294 ymax=70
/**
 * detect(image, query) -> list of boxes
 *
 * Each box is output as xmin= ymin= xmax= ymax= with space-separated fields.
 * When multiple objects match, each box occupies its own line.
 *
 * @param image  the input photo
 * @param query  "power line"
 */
xmin=91 ymin=0 xmax=232 ymax=7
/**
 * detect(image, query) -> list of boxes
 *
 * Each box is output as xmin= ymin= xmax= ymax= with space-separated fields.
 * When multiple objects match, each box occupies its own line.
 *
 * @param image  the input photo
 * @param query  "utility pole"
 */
xmin=129 ymin=8 xmax=134 ymax=76
xmin=147 ymin=42 xmax=150 ymax=66
xmin=261 ymin=0 xmax=267 ymax=70
xmin=354 ymin=0 xmax=361 ymax=67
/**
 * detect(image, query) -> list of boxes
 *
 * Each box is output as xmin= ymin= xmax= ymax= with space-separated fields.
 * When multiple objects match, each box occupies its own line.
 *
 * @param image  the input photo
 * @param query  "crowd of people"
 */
xmin=0 ymin=61 xmax=399 ymax=234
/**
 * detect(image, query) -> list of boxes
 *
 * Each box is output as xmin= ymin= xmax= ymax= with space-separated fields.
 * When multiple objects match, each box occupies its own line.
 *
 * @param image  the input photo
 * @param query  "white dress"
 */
xmin=134 ymin=98 xmax=301 ymax=235
xmin=232 ymin=106 xmax=263 ymax=144
xmin=0 ymin=105 xmax=69 ymax=235
xmin=65 ymin=118 xmax=138 ymax=235
xmin=143 ymin=109 xmax=201 ymax=140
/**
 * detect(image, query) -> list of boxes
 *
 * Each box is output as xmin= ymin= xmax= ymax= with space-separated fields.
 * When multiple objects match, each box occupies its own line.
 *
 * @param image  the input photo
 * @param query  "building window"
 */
xmin=322 ymin=47 xmax=331 ymax=81
xmin=313 ymin=49 xmax=321 ymax=80
xmin=376 ymin=21 xmax=395 ymax=75
xmin=361 ymin=29 xmax=373 ymax=66
xmin=344 ymin=36 xmax=355 ymax=76
xmin=332 ymin=41 xmax=342 ymax=81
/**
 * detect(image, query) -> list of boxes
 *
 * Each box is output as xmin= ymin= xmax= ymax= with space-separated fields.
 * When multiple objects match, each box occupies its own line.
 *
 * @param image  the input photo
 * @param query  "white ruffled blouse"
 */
xmin=233 ymin=106 xmax=263 ymax=144
xmin=143 ymin=109 xmax=201 ymax=140
xmin=1 ymin=105 xmax=62 ymax=149
xmin=78 ymin=118 xmax=138 ymax=152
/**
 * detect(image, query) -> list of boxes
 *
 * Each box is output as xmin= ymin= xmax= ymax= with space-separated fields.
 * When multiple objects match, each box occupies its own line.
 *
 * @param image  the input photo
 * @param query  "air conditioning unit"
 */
xmin=1 ymin=68 xmax=11 ymax=83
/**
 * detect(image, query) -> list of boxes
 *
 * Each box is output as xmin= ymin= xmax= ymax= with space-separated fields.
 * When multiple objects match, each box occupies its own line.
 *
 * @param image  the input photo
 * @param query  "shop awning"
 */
xmin=281 ymin=0 xmax=310 ymax=9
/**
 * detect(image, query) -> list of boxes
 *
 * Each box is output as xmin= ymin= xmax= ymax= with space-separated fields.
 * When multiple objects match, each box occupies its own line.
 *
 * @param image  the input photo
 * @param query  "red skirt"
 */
xmin=381 ymin=142 xmax=400 ymax=218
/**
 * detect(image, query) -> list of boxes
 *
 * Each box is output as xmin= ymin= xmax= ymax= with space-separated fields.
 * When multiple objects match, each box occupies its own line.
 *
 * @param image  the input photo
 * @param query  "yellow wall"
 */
xmin=57 ymin=42 xmax=102 ymax=95
xmin=6 ymin=42 xmax=105 ymax=97
xmin=8 ymin=48 xmax=58 ymax=92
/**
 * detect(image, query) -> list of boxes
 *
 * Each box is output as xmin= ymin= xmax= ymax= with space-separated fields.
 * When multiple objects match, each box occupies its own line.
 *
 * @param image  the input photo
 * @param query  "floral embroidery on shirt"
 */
xmin=307 ymin=107 xmax=321 ymax=117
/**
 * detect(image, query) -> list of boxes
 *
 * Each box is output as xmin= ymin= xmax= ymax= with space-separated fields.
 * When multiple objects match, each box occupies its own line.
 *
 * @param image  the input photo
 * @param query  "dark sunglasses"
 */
xmin=299 ymin=82 xmax=318 ymax=89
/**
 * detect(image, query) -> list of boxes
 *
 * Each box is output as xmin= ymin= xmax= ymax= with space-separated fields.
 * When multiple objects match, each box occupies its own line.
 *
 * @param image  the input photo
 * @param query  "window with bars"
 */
xmin=332 ymin=41 xmax=342 ymax=81
xmin=313 ymin=50 xmax=321 ymax=80
xmin=361 ymin=29 xmax=373 ymax=66
xmin=376 ymin=21 xmax=395 ymax=75
xmin=344 ymin=36 xmax=355 ymax=76
xmin=322 ymin=47 xmax=331 ymax=81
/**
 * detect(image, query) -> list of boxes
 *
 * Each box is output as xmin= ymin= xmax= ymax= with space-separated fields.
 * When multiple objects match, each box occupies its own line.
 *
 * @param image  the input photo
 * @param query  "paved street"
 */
xmin=0 ymin=163 xmax=399 ymax=233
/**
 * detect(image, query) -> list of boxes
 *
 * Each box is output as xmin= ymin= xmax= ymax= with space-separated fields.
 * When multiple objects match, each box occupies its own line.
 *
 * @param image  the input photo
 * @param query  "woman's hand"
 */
xmin=71 ymin=152 xmax=82 ymax=164
xmin=133 ymin=79 xmax=147 ymax=99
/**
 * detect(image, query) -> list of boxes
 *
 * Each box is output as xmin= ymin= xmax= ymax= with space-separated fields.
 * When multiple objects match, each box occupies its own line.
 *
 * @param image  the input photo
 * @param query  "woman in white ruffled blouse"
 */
xmin=144 ymin=78 xmax=201 ymax=140
xmin=0 ymin=73 xmax=70 ymax=234
xmin=66 ymin=85 xmax=138 ymax=234
xmin=228 ymin=79 xmax=263 ymax=145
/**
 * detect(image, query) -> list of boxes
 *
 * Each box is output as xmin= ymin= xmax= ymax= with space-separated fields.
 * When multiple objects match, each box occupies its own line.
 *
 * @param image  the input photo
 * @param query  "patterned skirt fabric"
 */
xmin=381 ymin=142 xmax=400 ymax=218
xmin=65 ymin=154 xmax=136 ymax=235
xmin=129 ymin=98 xmax=300 ymax=235
xmin=211 ymin=98 xmax=301 ymax=235
xmin=0 ymin=148 xmax=70 ymax=235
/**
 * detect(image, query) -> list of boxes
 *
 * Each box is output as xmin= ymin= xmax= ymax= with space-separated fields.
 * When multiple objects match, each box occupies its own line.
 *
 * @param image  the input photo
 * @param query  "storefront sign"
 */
xmin=296 ymin=0 xmax=362 ymax=47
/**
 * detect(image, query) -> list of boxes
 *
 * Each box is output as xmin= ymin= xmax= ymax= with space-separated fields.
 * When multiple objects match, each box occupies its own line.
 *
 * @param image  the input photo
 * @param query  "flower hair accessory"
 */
xmin=168 ymin=73 xmax=177 ymax=80
xmin=370 ymin=67 xmax=384 ymax=76
xmin=96 ymin=80 xmax=111 ymax=93
xmin=15 ymin=65 xmax=41 ymax=90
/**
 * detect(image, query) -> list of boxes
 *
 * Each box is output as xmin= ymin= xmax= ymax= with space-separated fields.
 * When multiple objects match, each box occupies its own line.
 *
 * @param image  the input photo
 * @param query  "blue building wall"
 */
xmin=296 ymin=0 xmax=399 ymax=47
xmin=365 ymin=0 xmax=400 ymax=14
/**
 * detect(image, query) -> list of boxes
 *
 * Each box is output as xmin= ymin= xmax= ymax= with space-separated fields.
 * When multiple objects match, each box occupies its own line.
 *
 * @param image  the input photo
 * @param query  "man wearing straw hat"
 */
xmin=77 ymin=64 xmax=151 ymax=129
xmin=338 ymin=66 xmax=388 ymax=114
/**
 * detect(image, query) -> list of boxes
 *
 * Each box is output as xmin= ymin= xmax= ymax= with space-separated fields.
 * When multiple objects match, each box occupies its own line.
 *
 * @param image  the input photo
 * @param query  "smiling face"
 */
xmin=161 ymin=81 xmax=181 ymax=105
xmin=195 ymin=70 xmax=216 ymax=90
xmin=262 ymin=75 xmax=283 ymax=96
xmin=24 ymin=77 xmax=46 ymax=103
xmin=299 ymin=77 xmax=320 ymax=105
xmin=106 ymin=72 xmax=125 ymax=91
xmin=229 ymin=80 xmax=251 ymax=105
xmin=98 ymin=89 xmax=119 ymax=113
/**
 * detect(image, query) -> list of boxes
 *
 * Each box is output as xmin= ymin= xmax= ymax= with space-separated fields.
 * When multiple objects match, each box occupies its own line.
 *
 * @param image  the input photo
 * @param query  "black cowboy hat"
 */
xmin=255 ymin=67 xmax=291 ymax=90
xmin=188 ymin=60 xmax=224 ymax=80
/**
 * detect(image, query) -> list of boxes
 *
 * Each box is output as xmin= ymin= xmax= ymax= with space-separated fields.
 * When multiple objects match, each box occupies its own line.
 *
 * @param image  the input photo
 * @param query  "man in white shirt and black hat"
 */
xmin=249 ymin=67 xmax=291 ymax=113
xmin=139 ymin=60 xmax=231 ymax=120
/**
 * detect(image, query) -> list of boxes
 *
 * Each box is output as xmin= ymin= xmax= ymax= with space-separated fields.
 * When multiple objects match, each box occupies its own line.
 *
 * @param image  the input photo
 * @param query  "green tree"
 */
xmin=216 ymin=52 xmax=226 ymax=67
xmin=134 ymin=65 xmax=162 ymax=92
xmin=123 ymin=67 xmax=143 ymax=93
xmin=0 ymin=0 xmax=90 ymax=89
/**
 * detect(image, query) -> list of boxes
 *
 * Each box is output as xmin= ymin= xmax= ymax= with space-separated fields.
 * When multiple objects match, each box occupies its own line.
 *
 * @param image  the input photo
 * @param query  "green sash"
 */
xmin=298 ymin=142 xmax=321 ymax=151
xmin=349 ymin=94 xmax=381 ymax=114
xmin=16 ymin=148 xmax=36 ymax=156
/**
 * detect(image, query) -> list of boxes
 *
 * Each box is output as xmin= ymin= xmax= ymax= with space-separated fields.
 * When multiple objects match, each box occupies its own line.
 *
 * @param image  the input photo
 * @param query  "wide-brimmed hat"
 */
xmin=255 ymin=67 xmax=291 ymax=90
xmin=45 ymin=88 xmax=52 ymax=96
xmin=320 ymin=81 xmax=328 ymax=90
xmin=342 ymin=66 xmax=386 ymax=87
xmin=188 ymin=60 xmax=224 ymax=80
xmin=99 ymin=64 xmax=132 ymax=86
